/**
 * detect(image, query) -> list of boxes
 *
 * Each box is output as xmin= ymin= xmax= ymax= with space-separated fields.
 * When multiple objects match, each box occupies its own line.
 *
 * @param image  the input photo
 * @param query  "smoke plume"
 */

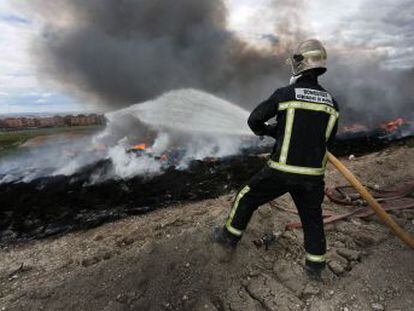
xmin=317 ymin=0 xmax=414 ymax=124
xmin=28 ymin=0 xmax=287 ymax=109
xmin=27 ymin=0 xmax=414 ymax=124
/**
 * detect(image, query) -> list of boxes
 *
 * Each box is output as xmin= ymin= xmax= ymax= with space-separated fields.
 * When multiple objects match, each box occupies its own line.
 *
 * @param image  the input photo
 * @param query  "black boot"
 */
xmin=211 ymin=226 xmax=240 ymax=249
xmin=304 ymin=260 xmax=325 ymax=282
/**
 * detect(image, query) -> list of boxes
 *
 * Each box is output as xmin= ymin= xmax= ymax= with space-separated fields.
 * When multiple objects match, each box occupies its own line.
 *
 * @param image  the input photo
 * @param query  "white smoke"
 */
xmin=0 ymin=89 xmax=261 ymax=184
xmin=107 ymin=142 xmax=163 ymax=180
xmin=94 ymin=89 xmax=257 ymax=180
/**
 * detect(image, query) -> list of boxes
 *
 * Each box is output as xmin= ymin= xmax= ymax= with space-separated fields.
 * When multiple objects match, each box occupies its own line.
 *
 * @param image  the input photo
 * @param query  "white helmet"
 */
xmin=287 ymin=39 xmax=327 ymax=76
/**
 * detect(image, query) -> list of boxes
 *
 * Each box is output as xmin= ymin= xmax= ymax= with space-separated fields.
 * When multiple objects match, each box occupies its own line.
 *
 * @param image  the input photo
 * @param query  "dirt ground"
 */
xmin=1 ymin=144 xmax=413 ymax=311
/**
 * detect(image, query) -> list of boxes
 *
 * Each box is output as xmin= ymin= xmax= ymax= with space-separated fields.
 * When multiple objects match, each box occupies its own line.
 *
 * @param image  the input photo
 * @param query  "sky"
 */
xmin=0 ymin=0 xmax=412 ymax=114
xmin=0 ymin=1 xmax=96 ymax=114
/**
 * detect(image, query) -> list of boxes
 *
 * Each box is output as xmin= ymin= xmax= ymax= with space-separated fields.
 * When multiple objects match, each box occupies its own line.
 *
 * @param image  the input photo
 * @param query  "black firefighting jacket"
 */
xmin=248 ymin=73 xmax=339 ymax=180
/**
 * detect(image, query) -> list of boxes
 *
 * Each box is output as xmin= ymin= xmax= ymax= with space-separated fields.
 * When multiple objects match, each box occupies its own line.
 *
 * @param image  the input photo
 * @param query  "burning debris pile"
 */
xmin=1 ymin=89 xmax=413 ymax=244
xmin=0 ymin=89 xmax=259 ymax=184
xmin=0 ymin=89 xmax=266 ymax=243
xmin=0 ymin=153 xmax=265 ymax=244
xmin=333 ymin=117 xmax=414 ymax=155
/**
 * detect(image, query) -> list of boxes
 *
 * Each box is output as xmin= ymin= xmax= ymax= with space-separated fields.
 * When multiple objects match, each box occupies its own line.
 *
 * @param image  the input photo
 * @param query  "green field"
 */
xmin=0 ymin=125 xmax=104 ymax=156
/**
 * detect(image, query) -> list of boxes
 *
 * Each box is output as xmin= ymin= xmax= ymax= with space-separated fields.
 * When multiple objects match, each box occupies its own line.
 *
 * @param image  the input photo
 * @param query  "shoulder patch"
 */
xmin=295 ymin=88 xmax=333 ymax=106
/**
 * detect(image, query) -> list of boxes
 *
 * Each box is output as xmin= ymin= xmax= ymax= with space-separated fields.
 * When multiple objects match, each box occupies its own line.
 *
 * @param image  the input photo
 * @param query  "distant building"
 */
xmin=1 ymin=118 xmax=23 ymax=129
xmin=0 ymin=114 xmax=106 ymax=130
xmin=35 ymin=117 xmax=56 ymax=128
xmin=64 ymin=115 xmax=80 ymax=126
xmin=53 ymin=116 xmax=65 ymax=127
xmin=21 ymin=117 xmax=36 ymax=128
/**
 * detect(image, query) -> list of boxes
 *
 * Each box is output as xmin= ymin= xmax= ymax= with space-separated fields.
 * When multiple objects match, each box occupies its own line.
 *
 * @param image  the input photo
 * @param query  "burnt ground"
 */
xmin=1 ymin=137 xmax=411 ymax=245
xmin=0 ymin=144 xmax=414 ymax=310
xmin=0 ymin=154 xmax=264 ymax=243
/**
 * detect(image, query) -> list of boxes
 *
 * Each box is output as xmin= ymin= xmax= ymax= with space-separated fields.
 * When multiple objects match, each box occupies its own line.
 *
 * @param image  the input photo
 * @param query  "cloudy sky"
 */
xmin=0 ymin=0 xmax=412 ymax=114
xmin=0 ymin=1 xmax=82 ymax=114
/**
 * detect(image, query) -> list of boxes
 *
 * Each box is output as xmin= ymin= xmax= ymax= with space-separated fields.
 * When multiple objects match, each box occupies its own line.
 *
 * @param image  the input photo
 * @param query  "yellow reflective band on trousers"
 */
xmin=306 ymin=252 xmax=326 ymax=263
xmin=279 ymin=108 xmax=295 ymax=164
xmin=279 ymin=101 xmax=339 ymax=118
xmin=322 ymin=152 xmax=328 ymax=167
xmin=267 ymin=159 xmax=325 ymax=176
xmin=225 ymin=185 xmax=251 ymax=236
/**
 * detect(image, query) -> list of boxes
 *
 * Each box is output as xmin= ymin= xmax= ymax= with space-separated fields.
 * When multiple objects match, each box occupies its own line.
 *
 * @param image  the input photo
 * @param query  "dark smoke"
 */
xmin=29 ymin=0 xmax=287 ymax=109
xmin=322 ymin=58 xmax=414 ymax=126
xmin=27 ymin=0 xmax=413 ymax=125
xmin=318 ymin=0 xmax=414 ymax=125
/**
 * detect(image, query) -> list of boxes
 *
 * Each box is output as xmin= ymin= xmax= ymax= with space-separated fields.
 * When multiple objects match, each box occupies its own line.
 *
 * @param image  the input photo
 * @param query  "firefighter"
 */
xmin=213 ymin=39 xmax=339 ymax=279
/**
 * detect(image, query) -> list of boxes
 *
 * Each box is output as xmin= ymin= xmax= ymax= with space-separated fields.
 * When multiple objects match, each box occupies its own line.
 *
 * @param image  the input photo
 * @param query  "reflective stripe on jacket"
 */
xmin=248 ymin=73 xmax=339 ymax=177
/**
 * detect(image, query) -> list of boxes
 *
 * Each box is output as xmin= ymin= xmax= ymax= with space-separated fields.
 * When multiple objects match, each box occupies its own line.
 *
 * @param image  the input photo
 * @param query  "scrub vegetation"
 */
xmin=0 ymin=125 xmax=103 ymax=155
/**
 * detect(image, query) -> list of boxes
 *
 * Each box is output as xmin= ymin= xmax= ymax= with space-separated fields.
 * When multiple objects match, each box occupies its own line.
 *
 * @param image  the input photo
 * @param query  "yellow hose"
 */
xmin=327 ymin=152 xmax=414 ymax=249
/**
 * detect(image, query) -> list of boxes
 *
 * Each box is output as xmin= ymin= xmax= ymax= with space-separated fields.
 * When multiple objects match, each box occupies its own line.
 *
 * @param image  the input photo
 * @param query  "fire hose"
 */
xmin=327 ymin=152 xmax=414 ymax=249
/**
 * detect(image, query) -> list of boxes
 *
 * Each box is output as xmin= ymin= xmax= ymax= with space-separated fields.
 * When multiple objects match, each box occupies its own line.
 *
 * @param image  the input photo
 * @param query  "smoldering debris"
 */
xmin=1 ymin=136 xmax=413 ymax=245
xmin=0 ymin=89 xmax=262 ymax=184
xmin=1 ymin=87 xmax=413 ymax=185
xmin=0 ymin=153 xmax=266 ymax=244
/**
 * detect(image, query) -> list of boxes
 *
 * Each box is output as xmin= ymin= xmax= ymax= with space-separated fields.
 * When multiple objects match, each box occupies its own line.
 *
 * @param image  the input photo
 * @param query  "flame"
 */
xmin=132 ymin=143 xmax=146 ymax=150
xmin=381 ymin=118 xmax=405 ymax=132
xmin=341 ymin=123 xmax=368 ymax=133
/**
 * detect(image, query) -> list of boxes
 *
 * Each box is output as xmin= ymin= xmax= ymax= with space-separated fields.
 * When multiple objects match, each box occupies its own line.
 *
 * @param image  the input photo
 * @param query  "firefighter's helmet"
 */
xmin=287 ymin=39 xmax=327 ymax=76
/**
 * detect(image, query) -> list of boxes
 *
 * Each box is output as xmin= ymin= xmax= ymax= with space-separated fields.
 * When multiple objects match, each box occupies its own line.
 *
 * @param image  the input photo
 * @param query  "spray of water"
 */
xmin=95 ymin=89 xmax=256 ymax=179
xmin=116 ymin=89 xmax=252 ymax=135
xmin=0 ymin=89 xmax=259 ymax=184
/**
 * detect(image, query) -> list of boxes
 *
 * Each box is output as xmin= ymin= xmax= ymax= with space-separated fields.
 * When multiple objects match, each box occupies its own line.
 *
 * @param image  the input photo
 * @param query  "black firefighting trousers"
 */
xmin=225 ymin=166 xmax=326 ymax=259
